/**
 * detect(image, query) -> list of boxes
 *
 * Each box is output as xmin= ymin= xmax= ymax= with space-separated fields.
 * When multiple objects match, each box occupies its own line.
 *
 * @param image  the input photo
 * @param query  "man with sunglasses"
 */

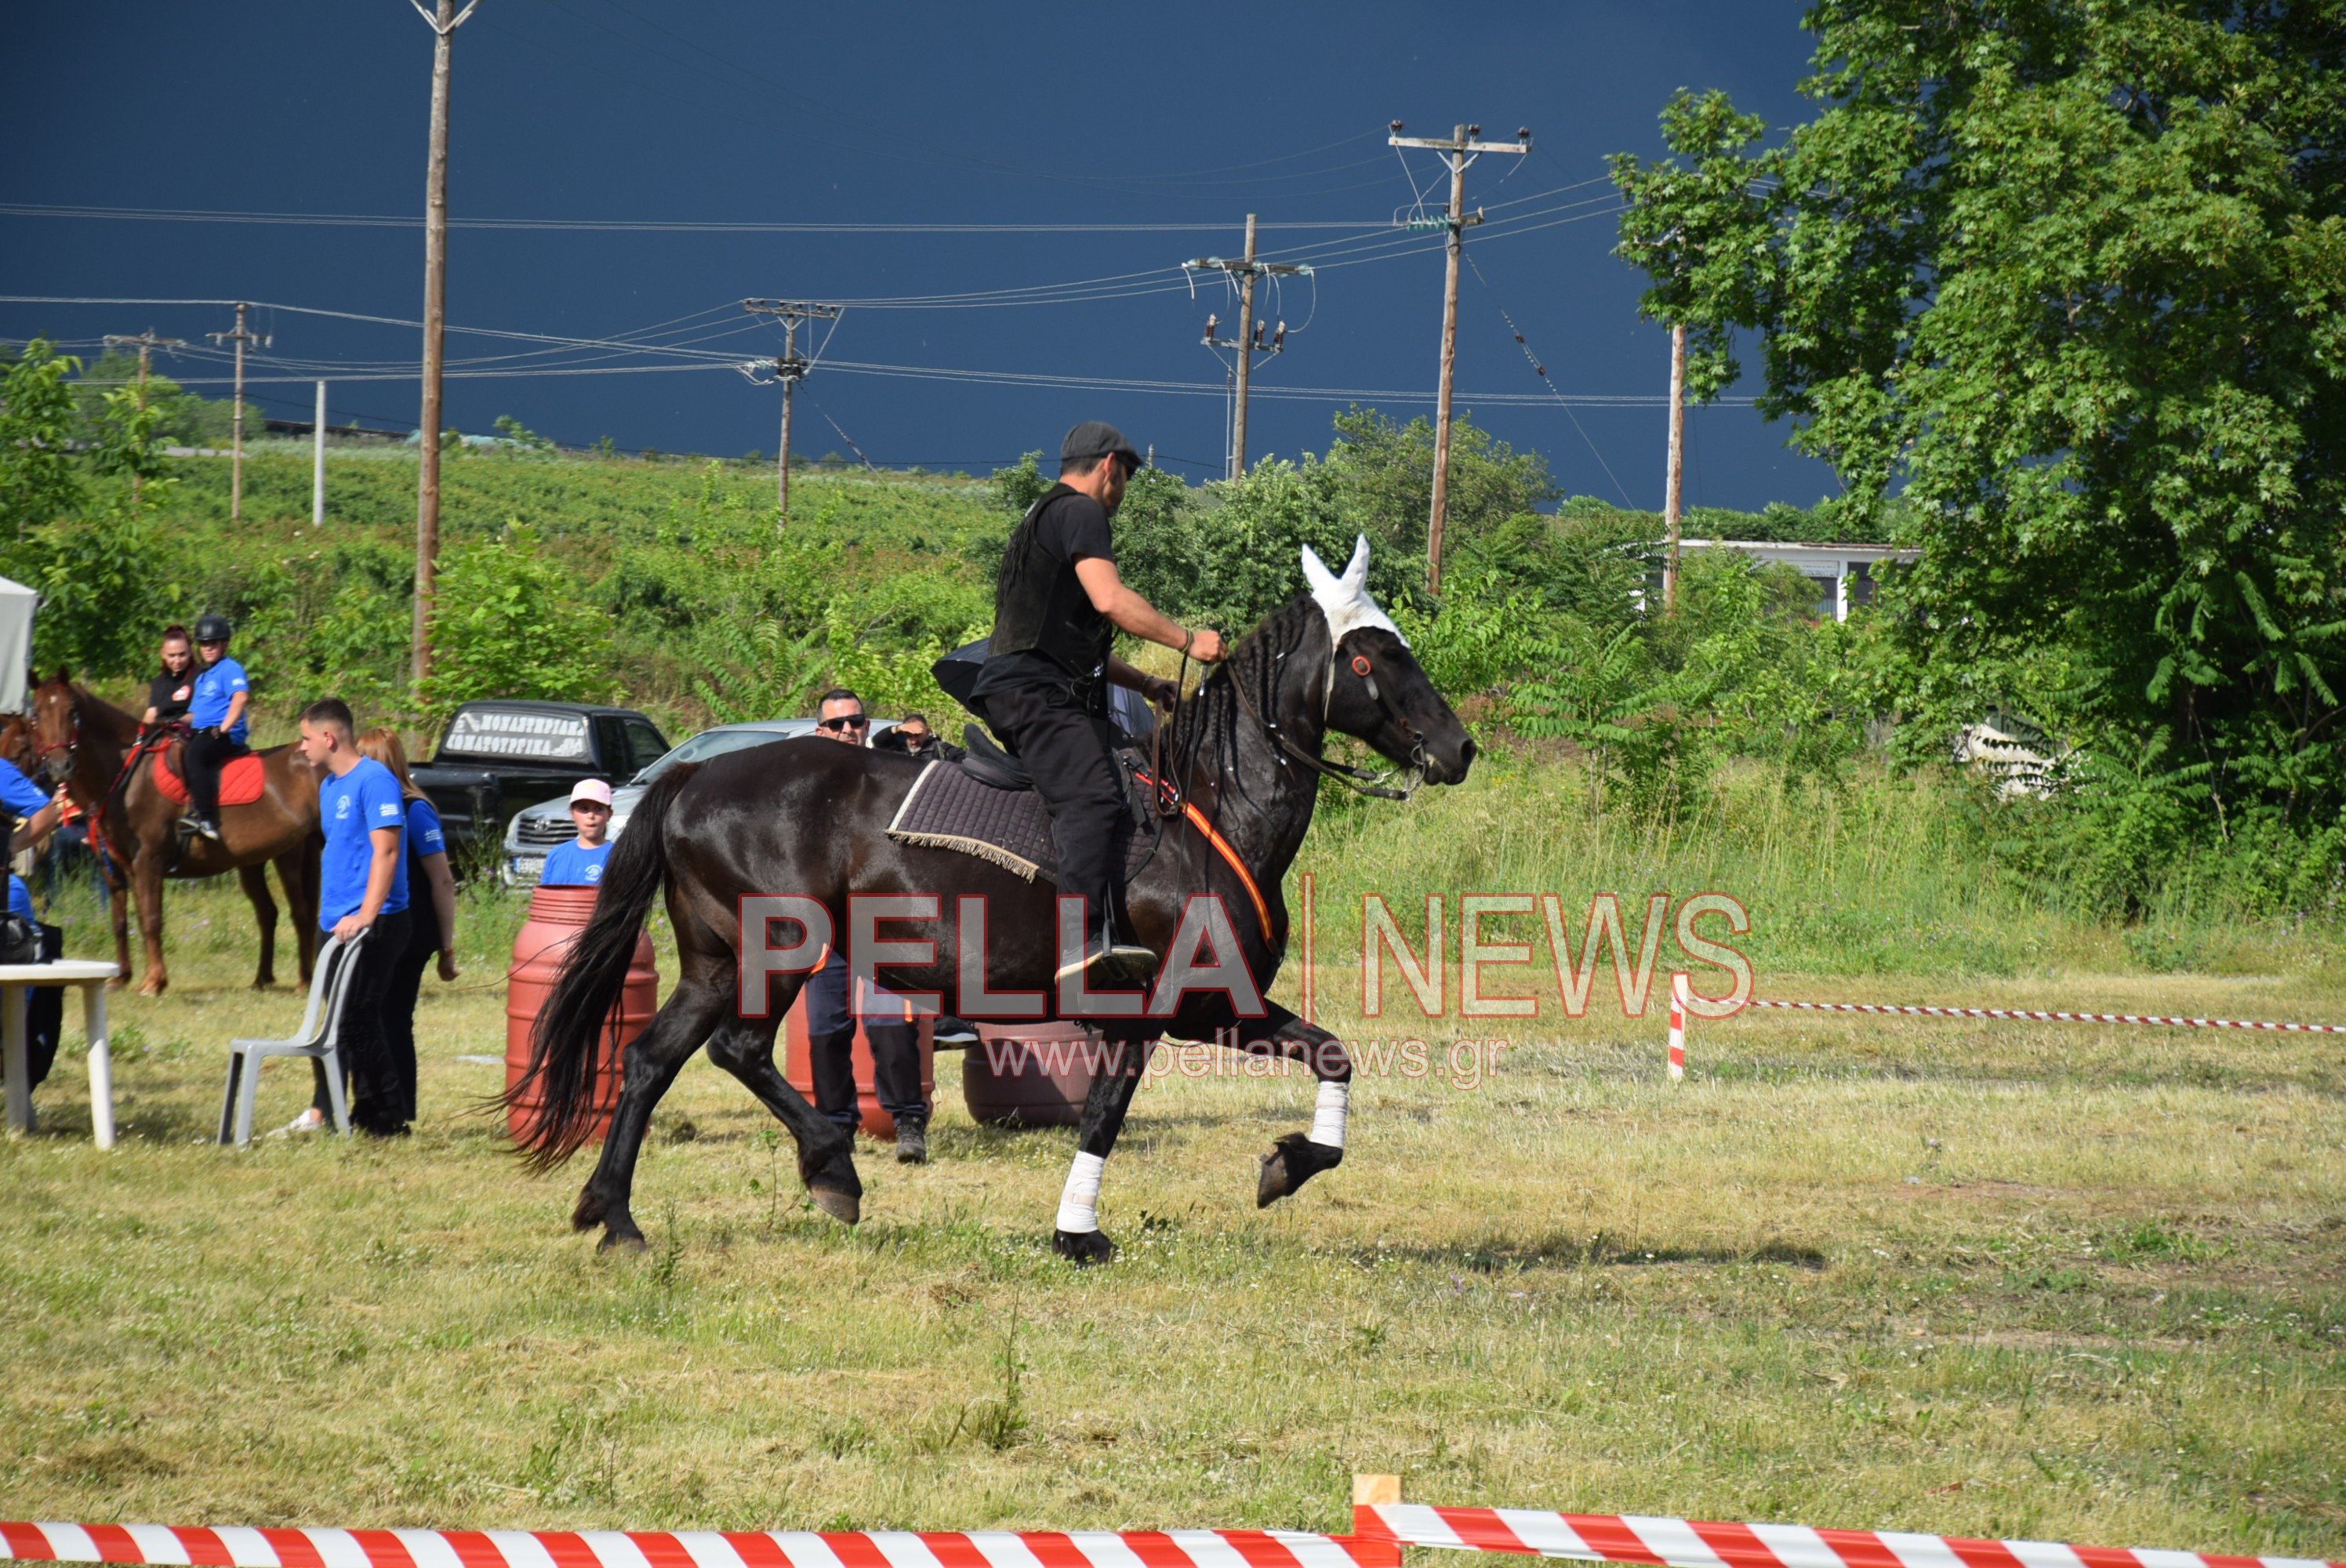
xmin=803 ymin=688 xmax=932 ymax=1162
xmin=970 ymin=421 xmax=1223 ymax=985
xmin=183 ymin=612 xmax=251 ymax=842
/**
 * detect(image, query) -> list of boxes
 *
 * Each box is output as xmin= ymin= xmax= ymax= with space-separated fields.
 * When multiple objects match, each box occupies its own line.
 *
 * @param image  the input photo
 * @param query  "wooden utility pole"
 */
xmin=205 ymin=303 xmax=268 ymax=524
xmin=409 ymin=0 xmax=481 ymax=688
xmin=1388 ymin=121 xmax=1530 ymax=595
xmin=1185 ymin=214 xmax=1304 ymax=480
xmin=742 ymin=299 xmax=840 ymax=523
xmin=102 ymin=328 xmax=185 ymax=503
xmin=1662 ymin=321 xmax=1687 ymax=613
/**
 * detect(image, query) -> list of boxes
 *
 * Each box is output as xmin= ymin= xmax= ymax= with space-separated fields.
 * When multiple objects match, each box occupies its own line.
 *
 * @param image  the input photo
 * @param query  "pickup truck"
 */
xmin=411 ymin=700 xmax=671 ymax=853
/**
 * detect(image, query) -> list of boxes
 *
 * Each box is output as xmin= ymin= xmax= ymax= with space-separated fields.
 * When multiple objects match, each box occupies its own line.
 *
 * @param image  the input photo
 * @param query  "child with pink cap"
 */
xmin=539 ymin=779 xmax=614 ymax=887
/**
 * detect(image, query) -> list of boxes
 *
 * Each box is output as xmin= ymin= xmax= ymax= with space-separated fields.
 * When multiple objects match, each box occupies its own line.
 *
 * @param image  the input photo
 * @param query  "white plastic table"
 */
xmin=0 ymin=960 xmax=122 ymax=1148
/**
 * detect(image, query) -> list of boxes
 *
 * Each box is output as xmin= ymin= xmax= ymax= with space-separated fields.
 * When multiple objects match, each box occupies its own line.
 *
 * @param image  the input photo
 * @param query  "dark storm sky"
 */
xmin=2 ymin=2 xmax=1832 ymax=509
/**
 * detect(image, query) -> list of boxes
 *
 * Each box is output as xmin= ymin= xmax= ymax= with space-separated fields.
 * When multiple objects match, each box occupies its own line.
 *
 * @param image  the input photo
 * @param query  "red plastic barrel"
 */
xmin=961 ymin=1022 xmax=1106 ymax=1127
xmin=783 ymin=996 xmax=935 ymax=1138
xmin=505 ymin=884 xmax=659 ymax=1145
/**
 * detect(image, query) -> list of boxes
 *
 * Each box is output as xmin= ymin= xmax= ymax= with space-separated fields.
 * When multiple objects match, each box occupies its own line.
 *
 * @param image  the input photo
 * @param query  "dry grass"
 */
xmin=2 ymin=869 xmax=2342 ymax=1555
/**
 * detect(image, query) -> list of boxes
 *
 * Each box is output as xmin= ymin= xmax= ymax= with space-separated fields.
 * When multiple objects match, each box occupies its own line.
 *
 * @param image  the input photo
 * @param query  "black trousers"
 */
xmin=804 ymin=946 xmax=926 ymax=1129
xmin=982 ymin=678 xmax=1128 ymax=946
xmin=309 ymin=907 xmax=413 ymax=1135
xmin=182 ymin=730 xmax=248 ymax=822
xmin=327 ymin=927 xmax=430 ymax=1127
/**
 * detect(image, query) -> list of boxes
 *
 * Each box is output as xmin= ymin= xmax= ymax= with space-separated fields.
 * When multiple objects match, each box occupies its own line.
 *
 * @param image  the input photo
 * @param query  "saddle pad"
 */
xmin=153 ymin=748 xmax=267 ymax=808
xmin=885 ymin=759 xmax=1157 ymax=884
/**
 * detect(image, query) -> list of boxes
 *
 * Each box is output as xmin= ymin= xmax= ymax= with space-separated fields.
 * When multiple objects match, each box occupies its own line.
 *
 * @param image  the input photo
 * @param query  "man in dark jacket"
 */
xmin=970 ymin=421 xmax=1223 ymax=984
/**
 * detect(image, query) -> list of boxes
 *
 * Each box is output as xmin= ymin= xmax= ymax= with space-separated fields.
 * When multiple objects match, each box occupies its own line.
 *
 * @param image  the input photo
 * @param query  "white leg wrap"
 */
xmin=1055 ymin=1150 xmax=1106 ymax=1233
xmin=1311 ymin=1080 xmax=1349 ymax=1149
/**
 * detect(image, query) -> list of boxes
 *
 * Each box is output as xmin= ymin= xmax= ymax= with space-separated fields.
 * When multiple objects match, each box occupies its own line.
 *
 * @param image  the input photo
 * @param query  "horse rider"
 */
xmin=968 ymin=422 xmax=1224 ymax=984
xmin=140 ymin=624 xmax=196 ymax=730
xmin=183 ymin=612 xmax=251 ymax=842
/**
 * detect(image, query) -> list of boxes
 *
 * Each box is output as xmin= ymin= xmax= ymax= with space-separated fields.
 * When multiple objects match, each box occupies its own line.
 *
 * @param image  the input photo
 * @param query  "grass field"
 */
xmin=3 ymin=804 xmax=2343 ymax=1554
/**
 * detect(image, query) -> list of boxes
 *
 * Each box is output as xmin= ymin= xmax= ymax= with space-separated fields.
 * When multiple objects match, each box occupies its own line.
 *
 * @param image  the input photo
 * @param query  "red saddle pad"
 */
xmin=152 ymin=746 xmax=268 ymax=808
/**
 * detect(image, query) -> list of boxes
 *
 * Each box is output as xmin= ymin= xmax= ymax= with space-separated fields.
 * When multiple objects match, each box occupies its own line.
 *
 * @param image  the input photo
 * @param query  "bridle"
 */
xmin=1162 ymin=619 xmax=1423 ymax=809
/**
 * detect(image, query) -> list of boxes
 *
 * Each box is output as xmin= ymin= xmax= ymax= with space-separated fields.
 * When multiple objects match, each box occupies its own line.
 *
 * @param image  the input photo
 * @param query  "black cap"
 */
xmin=1061 ymin=421 xmax=1143 ymax=470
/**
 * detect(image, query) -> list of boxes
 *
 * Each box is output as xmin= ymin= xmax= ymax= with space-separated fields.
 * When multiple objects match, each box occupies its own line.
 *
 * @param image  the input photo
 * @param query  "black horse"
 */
xmin=514 ymin=539 xmax=1475 ymax=1261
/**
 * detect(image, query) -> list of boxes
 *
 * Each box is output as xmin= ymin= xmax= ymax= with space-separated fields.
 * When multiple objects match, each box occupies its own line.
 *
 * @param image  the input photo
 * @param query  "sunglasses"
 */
xmin=817 ymin=715 xmax=868 ymax=731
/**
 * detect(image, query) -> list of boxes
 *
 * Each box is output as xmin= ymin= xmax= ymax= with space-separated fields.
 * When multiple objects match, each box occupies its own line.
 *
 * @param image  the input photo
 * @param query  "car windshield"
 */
xmin=629 ymin=727 xmax=801 ymax=786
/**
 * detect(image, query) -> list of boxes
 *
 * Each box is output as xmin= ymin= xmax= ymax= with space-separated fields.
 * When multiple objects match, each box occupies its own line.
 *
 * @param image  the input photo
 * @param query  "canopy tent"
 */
xmin=0 ymin=578 xmax=34 ymax=713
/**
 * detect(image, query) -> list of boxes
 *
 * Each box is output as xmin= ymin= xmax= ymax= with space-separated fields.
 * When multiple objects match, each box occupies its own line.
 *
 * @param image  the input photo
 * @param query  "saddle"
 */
xmin=151 ymin=743 xmax=267 ymax=808
xmin=883 ymin=724 xmax=1159 ymax=884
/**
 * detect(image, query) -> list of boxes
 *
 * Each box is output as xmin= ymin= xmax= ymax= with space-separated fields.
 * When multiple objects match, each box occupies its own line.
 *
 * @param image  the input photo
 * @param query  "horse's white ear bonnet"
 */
xmin=1300 ymin=535 xmax=1406 ymax=648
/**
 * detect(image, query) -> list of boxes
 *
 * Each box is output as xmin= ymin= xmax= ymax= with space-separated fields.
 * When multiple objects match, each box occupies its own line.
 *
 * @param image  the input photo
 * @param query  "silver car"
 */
xmin=503 ymin=718 xmax=855 ymax=886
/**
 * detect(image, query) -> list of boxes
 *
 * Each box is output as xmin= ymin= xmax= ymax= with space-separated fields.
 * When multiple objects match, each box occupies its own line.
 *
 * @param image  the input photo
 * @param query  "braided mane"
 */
xmin=1160 ymin=595 xmax=1324 ymax=797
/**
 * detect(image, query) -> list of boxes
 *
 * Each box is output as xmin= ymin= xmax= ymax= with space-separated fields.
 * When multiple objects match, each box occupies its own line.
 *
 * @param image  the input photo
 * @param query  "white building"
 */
xmin=1667 ymin=539 xmax=1919 ymax=622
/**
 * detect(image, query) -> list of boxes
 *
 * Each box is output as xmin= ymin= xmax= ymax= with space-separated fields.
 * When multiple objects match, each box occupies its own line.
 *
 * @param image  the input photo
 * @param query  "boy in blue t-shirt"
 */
xmin=296 ymin=698 xmax=412 ymax=1137
xmin=183 ymin=612 xmax=252 ymax=842
xmin=539 ymin=778 xmax=615 ymax=887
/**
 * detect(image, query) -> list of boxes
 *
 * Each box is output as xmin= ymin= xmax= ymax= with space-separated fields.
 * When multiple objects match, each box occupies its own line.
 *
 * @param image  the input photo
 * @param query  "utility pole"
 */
xmin=1389 ymin=120 xmax=1530 ymax=594
xmin=742 ymin=299 xmax=840 ymax=522
xmin=1183 ymin=214 xmax=1305 ymax=479
xmin=314 ymin=381 xmax=329 ymax=528
xmin=409 ymin=0 xmax=482 ymax=688
xmin=1662 ymin=322 xmax=1687 ymax=613
xmin=205 ymin=303 xmax=269 ymax=524
xmin=101 ymin=328 xmax=185 ymax=503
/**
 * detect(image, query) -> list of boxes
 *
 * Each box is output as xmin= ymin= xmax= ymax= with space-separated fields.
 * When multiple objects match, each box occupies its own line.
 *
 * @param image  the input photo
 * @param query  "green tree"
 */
xmin=0 ymin=339 xmax=82 ymax=544
xmin=1611 ymin=3 xmax=2346 ymax=833
xmin=417 ymin=524 xmax=617 ymax=723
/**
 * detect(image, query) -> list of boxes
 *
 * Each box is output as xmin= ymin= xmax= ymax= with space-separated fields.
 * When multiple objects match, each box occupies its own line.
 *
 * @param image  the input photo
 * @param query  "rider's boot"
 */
xmin=1054 ymin=913 xmax=1157 ymax=987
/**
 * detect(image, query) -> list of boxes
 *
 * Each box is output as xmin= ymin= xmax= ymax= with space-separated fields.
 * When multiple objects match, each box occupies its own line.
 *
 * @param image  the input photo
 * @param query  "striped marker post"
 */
xmin=1666 ymin=972 xmax=1688 ymax=1083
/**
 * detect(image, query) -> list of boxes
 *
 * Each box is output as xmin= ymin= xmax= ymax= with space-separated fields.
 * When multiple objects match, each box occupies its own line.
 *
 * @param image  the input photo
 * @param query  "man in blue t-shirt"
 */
xmin=183 ymin=612 xmax=252 ymax=842
xmin=296 ymin=697 xmax=413 ymax=1136
xmin=539 ymin=778 xmax=615 ymax=887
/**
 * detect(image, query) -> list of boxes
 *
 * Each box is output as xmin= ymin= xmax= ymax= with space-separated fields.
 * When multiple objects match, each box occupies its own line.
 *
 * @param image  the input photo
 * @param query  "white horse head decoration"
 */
xmin=1300 ymin=535 xmax=1407 ymax=649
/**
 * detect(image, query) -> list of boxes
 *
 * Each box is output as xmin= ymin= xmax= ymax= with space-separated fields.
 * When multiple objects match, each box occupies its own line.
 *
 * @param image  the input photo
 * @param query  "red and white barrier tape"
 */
xmin=4 ymin=1512 xmax=2327 ymax=1568
xmin=0 ymin=1526 xmax=1389 ymax=1568
xmin=1354 ymin=1504 xmax=2341 ymax=1568
xmin=1742 ymin=1000 xmax=2346 ymax=1034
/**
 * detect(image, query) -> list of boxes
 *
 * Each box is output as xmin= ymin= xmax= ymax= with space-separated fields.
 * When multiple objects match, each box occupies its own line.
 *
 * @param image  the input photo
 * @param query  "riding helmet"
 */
xmin=193 ymin=613 xmax=234 ymax=642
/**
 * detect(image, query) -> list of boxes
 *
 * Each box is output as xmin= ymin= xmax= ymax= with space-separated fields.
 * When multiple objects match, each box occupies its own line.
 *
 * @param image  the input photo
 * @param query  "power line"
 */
xmin=0 ymin=201 xmax=1410 ymax=234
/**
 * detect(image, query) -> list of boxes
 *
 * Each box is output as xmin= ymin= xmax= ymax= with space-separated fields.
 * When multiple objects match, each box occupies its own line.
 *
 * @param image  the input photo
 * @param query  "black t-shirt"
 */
xmin=975 ymin=486 xmax=1116 ymax=702
xmin=147 ymin=669 xmax=194 ymax=724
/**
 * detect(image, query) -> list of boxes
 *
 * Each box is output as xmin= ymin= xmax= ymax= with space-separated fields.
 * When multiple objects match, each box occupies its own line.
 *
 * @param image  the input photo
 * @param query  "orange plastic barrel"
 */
xmin=962 ymin=1022 xmax=1107 ymax=1127
xmin=783 ymin=995 xmax=935 ymax=1138
xmin=505 ymin=884 xmax=659 ymax=1145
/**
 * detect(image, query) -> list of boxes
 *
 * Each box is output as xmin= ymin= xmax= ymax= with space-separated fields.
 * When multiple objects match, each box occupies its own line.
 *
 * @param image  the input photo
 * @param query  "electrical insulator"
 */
xmin=1272 ymin=321 xmax=1286 ymax=350
xmin=1252 ymin=321 xmax=1265 ymax=349
xmin=1204 ymin=314 xmax=1218 ymax=340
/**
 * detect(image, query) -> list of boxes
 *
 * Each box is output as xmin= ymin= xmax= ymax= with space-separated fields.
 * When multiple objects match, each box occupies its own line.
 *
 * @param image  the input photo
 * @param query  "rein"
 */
xmin=1220 ymin=630 xmax=1420 ymax=801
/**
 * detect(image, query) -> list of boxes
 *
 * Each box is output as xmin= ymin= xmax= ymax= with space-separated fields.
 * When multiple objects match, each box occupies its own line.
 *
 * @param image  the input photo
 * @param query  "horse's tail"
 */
xmin=507 ymin=761 xmax=702 ymax=1172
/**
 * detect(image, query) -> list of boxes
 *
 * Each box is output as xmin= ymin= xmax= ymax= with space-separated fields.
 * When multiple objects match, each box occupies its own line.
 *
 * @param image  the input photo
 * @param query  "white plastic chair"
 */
xmin=216 ymin=931 xmax=369 ymax=1147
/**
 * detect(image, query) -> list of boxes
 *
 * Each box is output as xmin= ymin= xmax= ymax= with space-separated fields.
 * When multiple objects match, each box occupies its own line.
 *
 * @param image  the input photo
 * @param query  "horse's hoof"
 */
xmin=809 ymin=1185 xmax=862 ymax=1225
xmin=1257 ymin=1132 xmax=1343 ymax=1208
xmin=1053 ymin=1228 xmax=1117 ymax=1265
xmin=597 ymin=1229 xmax=648 ymax=1254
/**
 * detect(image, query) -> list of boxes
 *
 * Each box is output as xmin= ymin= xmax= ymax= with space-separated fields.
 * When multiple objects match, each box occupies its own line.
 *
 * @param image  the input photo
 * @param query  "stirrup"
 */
xmin=1054 ymin=940 xmax=1158 ymax=986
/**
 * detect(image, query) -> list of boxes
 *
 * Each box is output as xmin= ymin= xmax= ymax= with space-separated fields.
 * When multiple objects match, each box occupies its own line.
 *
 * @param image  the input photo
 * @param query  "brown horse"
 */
xmin=31 ymin=673 xmax=325 ymax=995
